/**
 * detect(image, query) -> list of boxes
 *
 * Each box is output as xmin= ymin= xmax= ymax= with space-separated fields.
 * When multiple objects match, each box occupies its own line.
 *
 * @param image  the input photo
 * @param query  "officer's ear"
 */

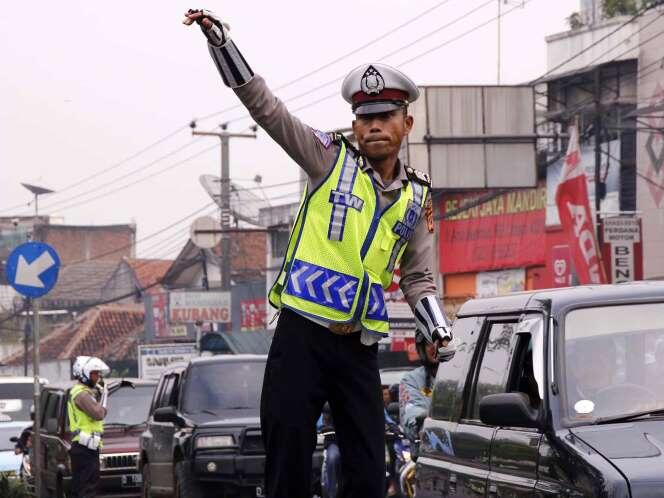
xmin=403 ymin=109 xmax=413 ymax=135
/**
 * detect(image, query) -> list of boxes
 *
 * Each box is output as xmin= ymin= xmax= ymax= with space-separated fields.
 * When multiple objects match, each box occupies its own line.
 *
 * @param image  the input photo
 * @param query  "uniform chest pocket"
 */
xmin=380 ymin=230 xmax=400 ymax=251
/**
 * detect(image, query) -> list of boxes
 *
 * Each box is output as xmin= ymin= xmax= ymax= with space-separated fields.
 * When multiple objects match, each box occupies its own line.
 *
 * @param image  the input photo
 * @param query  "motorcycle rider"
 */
xmin=68 ymin=356 xmax=110 ymax=498
xmin=399 ymin=330 xmax=455 ymax=442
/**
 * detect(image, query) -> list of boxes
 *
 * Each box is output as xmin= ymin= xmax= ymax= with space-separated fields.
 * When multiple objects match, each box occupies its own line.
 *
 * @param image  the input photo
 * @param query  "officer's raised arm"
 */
xmin=183 ymin=9 xmax=334 ymax=183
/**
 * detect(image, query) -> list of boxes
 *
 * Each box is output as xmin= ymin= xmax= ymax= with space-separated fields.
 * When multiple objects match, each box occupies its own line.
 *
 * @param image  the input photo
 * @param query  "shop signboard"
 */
xmin=475 ymin=268 xmax=525 ymax=298
xmin=169 ymin=291 xmax=231 ymax=324
xmin=550 ymin=245 xmax=573 ymax=288
xmin=439 ymin=186 xmax=546 ymax=273
xmin=602 ymin=217 xmax=643 ymax=283
xmin=240 ymin=299 xmax=267 ymax=331
xmin=138 ymin=343 xmax=197 ymax=380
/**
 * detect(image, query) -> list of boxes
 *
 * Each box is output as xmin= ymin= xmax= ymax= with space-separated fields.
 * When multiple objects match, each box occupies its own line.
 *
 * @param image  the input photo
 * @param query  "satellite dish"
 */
xmin=190 ymin=216 xmax=221 ymax=249
xmin=199 ymin=174 xmax=269 ymax=227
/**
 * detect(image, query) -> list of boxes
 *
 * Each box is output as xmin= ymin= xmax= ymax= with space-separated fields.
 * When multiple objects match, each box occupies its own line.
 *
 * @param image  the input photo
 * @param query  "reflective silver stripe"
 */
xmin=328 ymin=153 xmax=359 ymax=242
xmin=386 ymin=238 xmax=406 ymax=273
xmin=209 ymin=44 xmax=237 ymax=87
xmin=386 ymin=182 xmax=426 ymax=272
xmin=414 ymin=295 xmax=450 ymax=341
xmin=328 ymin=204 xmax=346 ymax=241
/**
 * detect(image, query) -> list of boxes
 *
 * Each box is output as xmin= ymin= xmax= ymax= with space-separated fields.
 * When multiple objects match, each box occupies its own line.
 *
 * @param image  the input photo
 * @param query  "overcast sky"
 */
xmin=0 ymin=0 xmax=578 ymax=259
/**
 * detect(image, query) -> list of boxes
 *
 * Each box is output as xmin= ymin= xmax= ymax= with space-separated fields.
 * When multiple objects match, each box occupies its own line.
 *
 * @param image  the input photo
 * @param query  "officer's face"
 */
xmin=353 ymin=109 xmax=413 ymax=162
xmin=90 ymin=371 xmax=100 ymax=385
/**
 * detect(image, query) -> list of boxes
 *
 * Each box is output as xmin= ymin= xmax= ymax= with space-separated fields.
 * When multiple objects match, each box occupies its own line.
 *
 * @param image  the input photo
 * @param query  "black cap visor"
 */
xmin=353 ymin=100 xmax=406 ymax=116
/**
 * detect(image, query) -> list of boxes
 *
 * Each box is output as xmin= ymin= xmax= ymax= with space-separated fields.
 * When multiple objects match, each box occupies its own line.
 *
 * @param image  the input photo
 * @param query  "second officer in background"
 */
xmin=68 ymin=356 xmax=110 ymax=498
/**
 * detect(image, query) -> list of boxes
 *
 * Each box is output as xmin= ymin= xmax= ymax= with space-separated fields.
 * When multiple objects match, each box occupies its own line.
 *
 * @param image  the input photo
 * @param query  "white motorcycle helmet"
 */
xmin=72 ymin=356 xmax=110 ymax=387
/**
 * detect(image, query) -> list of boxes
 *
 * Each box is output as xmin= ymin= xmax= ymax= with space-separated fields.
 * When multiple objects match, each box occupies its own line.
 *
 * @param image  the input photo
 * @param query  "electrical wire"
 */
xmin=196 ymin=0 xmax=461 ymax=122
xmin=531 ymin=2 xmax=658 ymax=84
xmin=224 ymin=0 xmax=535 ymax=127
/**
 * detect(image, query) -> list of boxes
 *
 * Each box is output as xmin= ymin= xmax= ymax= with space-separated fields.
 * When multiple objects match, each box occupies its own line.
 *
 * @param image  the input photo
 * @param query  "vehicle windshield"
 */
xmin=0 ymin=384 xmax=34 ymax=423
xmin=182 ymin=361 xmax=265 ymax=415
xmin=105 ymin=385 xmax=156 ymax=426
xmin=564 ymin=302 xmax=664 ymax=423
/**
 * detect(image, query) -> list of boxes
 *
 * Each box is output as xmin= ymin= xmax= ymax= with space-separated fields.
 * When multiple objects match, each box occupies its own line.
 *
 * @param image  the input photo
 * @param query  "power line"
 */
xmin=225 ymin=0 xmax=534 ymax=127
xmin=38 ymin=139 xmax=202 ymax=212
xmin=47 ymin=143 xmax=218 ymax=213
xmin=531 ymin=3 xmax=656 ymax=84
xmin=218 ymin=0 xmax=508 ymax=125
xmin=195 ymin=0 xmax=461 ymax=122
xmin=0 ymin=126 xmax=189 ymax=214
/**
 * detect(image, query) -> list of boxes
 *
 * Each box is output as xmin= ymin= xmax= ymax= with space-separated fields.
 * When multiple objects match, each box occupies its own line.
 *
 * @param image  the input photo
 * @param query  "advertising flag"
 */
xmin=555 ymin=124 xmax=607 ymax=284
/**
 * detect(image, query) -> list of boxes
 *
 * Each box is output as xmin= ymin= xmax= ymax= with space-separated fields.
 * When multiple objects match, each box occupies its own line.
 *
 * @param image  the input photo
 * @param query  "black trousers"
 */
xmin=69 ymin=442 xmax=100 ymax=498
xmin=260 ymin=308 xmax=385 ymax=498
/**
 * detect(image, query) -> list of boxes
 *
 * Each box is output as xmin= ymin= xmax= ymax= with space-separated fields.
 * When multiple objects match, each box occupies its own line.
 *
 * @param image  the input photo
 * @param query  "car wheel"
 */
xmin=142 ymin=464 xmax=153 ymax=498
xmin=174 ymin=461 xmax=203 ymax=498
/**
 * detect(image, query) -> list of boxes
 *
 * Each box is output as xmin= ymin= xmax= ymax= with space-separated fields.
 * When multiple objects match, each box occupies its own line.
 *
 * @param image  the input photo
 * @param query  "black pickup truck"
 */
xmin=414 ymin=281 xmax=664 ymax=498
xmin=140 ymin=354 xmax=323 ymax=498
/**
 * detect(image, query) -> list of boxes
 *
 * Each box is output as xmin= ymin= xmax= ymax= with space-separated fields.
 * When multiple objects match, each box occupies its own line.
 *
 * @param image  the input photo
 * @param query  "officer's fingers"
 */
xmin=183 ymin=10 xmax=204 ymax=25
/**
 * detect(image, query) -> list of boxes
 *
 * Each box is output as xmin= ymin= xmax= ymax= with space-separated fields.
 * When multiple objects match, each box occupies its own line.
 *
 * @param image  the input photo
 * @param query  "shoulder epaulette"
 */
xmin=332 ymin=133 xmax=362 ymax=159
xmin=405 ymin=166 xmax=431 ymax=187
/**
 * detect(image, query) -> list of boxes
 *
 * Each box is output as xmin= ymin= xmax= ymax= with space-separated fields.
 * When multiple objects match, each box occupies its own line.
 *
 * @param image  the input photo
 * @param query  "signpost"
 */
xmin=6 ymin=241 xmax=60 ymax=497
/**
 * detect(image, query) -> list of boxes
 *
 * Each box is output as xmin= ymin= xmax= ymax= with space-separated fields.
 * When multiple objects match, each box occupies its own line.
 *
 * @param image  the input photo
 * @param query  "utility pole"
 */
xmin=20 ymin=182 xmax=54 ymax=498
xmin=190 ymin=124 xmax=256 ymax=295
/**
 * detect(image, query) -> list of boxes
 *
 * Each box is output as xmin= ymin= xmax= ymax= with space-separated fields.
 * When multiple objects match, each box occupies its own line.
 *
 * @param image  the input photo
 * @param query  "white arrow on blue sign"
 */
xmin=6 ymin=242 xmax=61 ymax=298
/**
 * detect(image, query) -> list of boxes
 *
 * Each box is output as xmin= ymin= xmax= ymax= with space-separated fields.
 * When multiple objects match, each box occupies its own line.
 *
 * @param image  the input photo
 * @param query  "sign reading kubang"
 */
xmin=169 ymin=291 xmax=231 ymax=324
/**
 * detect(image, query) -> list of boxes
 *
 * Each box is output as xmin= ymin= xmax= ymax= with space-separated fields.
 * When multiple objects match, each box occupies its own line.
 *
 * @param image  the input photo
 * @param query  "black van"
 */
xmin=415 ymin=281 xmax=664 ymax=498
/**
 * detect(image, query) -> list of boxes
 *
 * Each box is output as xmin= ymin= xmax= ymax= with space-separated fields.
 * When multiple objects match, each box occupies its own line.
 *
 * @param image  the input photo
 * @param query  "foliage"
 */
xmin=0 ymin=476 xmax=31 ymax=498
xmin=602 ymin=0 xmax=639 ymax=17
xmin=567 ymin=11 xmax=585 ymax=29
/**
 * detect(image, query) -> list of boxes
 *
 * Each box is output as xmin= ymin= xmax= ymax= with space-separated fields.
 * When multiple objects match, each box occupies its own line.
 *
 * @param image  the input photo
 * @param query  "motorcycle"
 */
xmin=385 ymin=423 xmax=420 ymax=498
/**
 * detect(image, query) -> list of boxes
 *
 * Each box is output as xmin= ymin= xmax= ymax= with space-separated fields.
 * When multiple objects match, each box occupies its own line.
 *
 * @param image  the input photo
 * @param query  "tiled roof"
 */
xmin=123 ymin=258 xmax=173 ymax=292
xmin=41 ymin=260 xmax=118 ymax=309
xmin=0 ymin=305 xmax=144 ymax=366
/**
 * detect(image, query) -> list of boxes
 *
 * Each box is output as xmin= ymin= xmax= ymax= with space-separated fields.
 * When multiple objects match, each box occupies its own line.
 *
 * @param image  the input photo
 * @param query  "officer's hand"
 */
xmin=437 ymin=339 xmax=456 ymax=363
xmin=183 ymin=9 xmax=230 ymax=46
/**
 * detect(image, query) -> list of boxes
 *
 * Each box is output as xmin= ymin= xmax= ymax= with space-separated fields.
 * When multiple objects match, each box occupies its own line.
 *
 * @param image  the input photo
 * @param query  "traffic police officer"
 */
xmin=184 ymin=10 xmax=454 ymax=498
xmin=69 ymin=356 xmax=110 ymax=498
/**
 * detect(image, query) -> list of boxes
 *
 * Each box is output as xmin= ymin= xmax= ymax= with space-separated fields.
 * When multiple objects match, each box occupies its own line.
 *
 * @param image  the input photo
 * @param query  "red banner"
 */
xmin=240 ymin=299 xmax=267 ymax=331
xmin=439 ymin=186 xmax=546 ymax=273
xmin=555 ymin=125 xmax=607 ymax=285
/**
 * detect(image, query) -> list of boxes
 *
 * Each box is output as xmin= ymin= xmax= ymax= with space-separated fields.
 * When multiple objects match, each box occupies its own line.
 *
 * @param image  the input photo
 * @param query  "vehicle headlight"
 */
xmin=195 ymin=435 xmax=235 ymax=449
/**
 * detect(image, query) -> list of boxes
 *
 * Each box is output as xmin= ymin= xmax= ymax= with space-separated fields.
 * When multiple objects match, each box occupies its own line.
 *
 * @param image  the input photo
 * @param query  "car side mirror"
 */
xmin=153 ymin=406 xmax=185 ymax=426
xmin=479 ymin=392 xmax=540 ymax=429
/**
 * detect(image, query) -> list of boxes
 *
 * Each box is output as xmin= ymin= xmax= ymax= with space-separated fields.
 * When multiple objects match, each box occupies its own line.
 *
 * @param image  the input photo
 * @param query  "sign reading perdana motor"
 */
xmin=169 ymin=291 xmax=231 ymax=324
xmin=439 ymin=185 xmax=546 ymax=273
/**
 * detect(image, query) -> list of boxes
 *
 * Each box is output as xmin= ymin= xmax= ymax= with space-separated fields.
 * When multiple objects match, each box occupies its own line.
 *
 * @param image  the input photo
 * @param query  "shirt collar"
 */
xmin=360 ymin=157 xmax=409 ymax=192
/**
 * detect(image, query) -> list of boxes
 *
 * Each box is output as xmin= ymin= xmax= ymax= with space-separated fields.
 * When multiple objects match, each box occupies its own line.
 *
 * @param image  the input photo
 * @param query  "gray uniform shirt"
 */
xmin=206 ymin=35 xmax=438 ymax=341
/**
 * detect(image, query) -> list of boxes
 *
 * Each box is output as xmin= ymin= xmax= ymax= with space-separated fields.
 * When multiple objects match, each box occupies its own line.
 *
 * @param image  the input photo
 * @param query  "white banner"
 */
xmin=138 ymin=343 xmax=197 ymax=380
xmin=476 ymin=268 xmax=525 ymax=298
xmin=169 ymin=291 xmax=231 ymax=324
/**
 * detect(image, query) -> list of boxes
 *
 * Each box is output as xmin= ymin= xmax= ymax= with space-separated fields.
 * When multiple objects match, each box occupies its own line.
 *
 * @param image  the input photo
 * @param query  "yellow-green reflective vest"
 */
xmin=269 ymin=139 xmax=429 ymax=337
xmin=68 ymin=384 xmax=104 ymax=445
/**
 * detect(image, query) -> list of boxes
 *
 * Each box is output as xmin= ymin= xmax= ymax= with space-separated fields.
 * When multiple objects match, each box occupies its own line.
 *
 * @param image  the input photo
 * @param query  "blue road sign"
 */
xmin=6 ymin=242 xmax=61 ymax=298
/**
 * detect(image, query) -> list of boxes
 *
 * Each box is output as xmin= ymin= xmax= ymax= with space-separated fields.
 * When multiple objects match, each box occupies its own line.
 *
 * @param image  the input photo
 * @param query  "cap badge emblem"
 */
xmin=360 ymin=65 xmax=385 ymax=95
